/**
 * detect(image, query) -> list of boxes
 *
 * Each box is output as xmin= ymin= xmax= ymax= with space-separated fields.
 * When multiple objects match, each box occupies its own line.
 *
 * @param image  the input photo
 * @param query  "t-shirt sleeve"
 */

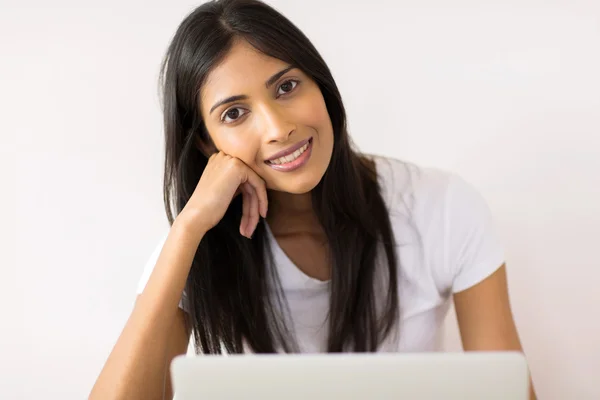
xmin=444 ymin=174 xmax=506 ymax=293
xmin=136 ymin=232 xmax=190 ymax=312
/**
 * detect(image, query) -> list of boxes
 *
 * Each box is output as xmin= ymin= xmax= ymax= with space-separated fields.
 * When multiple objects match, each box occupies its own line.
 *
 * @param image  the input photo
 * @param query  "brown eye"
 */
xmin=221 ymin=107 xmax=248 ymax=123
xmin=277 ymin=79 xmax=299 ymax=96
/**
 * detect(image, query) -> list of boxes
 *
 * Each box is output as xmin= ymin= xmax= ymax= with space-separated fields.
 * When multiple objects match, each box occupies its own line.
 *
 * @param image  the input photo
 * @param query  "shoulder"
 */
xmin=367 ymin=154 xmax=505 ymax=294
xmin=368 ymin=154 xmax=458 ymax=215
xmin=367 ymin=154 xmax=490 ymax=219
xmin=136 ymin=231 xmax=169 ymax=295
xmin=136 ymin=231 xmax=191 ymax=311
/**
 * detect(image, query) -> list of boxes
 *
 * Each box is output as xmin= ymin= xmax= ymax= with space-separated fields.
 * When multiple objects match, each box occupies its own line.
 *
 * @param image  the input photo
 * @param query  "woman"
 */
xmin=91 ymin=0 xmax=535 ymax=399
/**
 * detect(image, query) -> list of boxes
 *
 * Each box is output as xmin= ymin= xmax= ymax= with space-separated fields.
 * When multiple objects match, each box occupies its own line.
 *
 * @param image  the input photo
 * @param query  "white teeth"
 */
xmin=269 ymin=142 xmax=309 ymax=165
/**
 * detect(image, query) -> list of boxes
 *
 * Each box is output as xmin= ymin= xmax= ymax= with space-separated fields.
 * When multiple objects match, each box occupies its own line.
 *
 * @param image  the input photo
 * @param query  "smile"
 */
xmin=265 ymin=138 xmax=313 ymax=172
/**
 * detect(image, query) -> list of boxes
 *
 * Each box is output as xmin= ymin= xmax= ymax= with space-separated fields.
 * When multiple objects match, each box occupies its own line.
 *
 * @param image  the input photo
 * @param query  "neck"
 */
xmin=268 ymin=190 xmax=313 ymax=217
xmin=266 ymin=190 xmax=320 ymax=233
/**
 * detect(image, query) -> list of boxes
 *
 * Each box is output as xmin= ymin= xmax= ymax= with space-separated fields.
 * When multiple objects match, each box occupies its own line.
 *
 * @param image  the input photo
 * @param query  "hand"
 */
xmin=178 ymin=152 xmax=268 ymax=239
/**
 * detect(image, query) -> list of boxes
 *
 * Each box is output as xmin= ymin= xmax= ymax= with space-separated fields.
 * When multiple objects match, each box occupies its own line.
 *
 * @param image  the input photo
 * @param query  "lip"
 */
xmin=265 ymin=138 xmax=313 ymax=172
xmin=264 ymin=138 xmax=312 ymax=162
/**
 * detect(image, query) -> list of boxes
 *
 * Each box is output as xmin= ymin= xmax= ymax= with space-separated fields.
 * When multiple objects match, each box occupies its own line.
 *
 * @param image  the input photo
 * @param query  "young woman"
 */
xmin=91 ymin=0 xmax=535 ymax=399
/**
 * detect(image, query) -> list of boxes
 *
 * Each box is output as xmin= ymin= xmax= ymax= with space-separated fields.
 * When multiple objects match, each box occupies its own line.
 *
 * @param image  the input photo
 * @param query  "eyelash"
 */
xmin=220 ymin=79 xmax=300 ymax=124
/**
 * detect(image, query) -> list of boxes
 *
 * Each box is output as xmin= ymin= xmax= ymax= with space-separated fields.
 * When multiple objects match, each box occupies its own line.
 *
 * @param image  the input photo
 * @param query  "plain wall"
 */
xmin=3 ymin=0 xmax=599 ymax=398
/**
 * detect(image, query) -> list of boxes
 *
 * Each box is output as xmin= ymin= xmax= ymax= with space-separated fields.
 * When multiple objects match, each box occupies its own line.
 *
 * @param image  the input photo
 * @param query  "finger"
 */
xmin=240 ymin=185 xmax=251 ymax=238
xmin=243 ymin=182 xmax=259 ymax=238
xmin=244 ymin=170 xmax=268 ymax=219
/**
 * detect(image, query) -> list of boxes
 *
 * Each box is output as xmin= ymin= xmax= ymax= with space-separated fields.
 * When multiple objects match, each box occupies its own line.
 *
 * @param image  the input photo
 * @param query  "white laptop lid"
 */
xmin=171 ymin=352 xmax=529 ymax=400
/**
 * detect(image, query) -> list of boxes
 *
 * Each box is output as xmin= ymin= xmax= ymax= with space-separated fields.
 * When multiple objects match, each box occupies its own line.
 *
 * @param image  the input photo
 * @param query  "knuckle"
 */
xmin=231 ymin=159 xmax=245 ymax=176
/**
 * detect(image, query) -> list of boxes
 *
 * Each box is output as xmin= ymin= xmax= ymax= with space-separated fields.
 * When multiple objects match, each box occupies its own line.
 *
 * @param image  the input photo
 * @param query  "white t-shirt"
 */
xmin=136 ymin=155 xmax=505 ymax=353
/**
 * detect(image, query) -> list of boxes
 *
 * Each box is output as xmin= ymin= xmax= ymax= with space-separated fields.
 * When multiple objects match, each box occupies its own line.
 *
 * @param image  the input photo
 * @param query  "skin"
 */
xmin=454 ymin=265 xmax=537 ymax=399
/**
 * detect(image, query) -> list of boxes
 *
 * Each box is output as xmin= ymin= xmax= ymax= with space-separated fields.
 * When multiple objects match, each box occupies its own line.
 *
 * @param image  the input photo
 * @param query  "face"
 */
xmin=199 ymin=39 xmax=334 ymax=194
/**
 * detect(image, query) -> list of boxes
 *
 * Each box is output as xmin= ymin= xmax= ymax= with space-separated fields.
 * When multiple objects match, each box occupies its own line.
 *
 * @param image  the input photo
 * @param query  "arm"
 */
xmin=89 ymin=153 xmax=269 ymax=399
xmin=90 ymin=220 xmax=201 ymax=400
xmin=453 ymin=264 xmax=537 ymax=400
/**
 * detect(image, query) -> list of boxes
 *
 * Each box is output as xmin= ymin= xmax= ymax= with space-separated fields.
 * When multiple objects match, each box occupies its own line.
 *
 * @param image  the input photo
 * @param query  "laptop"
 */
xmin=171 ymin=351 xmax=529 ymax=400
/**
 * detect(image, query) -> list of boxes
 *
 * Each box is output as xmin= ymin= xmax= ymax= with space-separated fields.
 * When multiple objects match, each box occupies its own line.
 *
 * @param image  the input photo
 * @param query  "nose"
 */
xmin=257 ymin=103 xmax=295 ymax=144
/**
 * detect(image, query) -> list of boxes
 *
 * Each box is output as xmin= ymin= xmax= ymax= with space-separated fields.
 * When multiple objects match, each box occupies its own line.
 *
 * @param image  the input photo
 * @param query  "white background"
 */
xmin=2 ymin=0 xmax=599 ymax=398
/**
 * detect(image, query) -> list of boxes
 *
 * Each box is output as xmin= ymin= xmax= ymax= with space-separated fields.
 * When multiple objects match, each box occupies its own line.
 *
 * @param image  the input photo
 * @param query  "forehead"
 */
xmin=200 ymin=40 xmax=289 ymax=108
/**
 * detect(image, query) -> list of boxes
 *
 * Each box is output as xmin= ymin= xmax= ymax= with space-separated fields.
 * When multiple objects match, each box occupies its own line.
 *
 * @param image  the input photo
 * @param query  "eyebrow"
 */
xmin=209 ymin=65 xmax=296 ymax=114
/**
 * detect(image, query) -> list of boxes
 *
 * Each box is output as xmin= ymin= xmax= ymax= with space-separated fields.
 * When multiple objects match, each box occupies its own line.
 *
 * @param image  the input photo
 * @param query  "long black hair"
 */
xmin=160 ymin=0 xmax=399 ymax=353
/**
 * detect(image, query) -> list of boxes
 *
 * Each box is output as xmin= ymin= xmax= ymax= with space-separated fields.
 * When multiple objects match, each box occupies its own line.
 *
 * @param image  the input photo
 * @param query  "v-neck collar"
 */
xmin=263 ymin=221 xmax=330 ymax=291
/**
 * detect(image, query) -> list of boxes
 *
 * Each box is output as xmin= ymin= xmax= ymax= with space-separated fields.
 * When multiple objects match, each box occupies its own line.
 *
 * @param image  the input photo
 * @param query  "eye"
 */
xmin=277 ymin=79 xmax=299 ymax=97
xmin=220 ymin=107 xmax=248 ymax=123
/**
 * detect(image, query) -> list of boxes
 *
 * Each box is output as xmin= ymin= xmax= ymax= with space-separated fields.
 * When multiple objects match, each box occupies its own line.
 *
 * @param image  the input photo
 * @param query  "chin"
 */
xmin=271 ymin=178 xmax=320 ymax=194
xmin=268 ymin=168 xmax=326 ymax=194
xmin=288 ymin=181 xmax=320 ymax=194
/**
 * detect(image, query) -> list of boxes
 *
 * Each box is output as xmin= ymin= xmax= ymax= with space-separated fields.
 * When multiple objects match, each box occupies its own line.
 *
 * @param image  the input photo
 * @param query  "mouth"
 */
xmin=264 ymin=137 xmax=313 ymax=172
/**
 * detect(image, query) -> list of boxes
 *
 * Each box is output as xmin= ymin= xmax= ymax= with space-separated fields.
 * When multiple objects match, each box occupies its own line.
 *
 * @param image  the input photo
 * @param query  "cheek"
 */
xmin=213 ymin=132 xmax=258 ymax=163
xmin=299 ymin=94 xmax=331 ymax=131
